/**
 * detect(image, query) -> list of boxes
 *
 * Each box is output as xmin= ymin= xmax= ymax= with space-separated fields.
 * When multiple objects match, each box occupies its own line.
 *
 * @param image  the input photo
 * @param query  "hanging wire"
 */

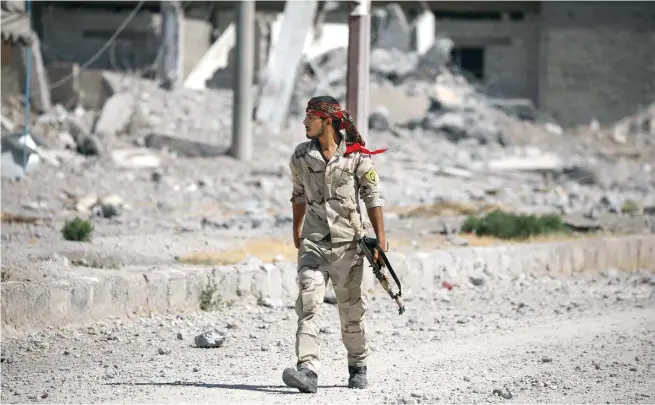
xmin=22 ymin=0 xmax=32 ymax=175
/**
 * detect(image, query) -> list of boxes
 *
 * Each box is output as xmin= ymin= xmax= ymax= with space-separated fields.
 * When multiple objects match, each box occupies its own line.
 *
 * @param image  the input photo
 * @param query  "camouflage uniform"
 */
xmin=289 ymin=137 xmax=384 ymax=374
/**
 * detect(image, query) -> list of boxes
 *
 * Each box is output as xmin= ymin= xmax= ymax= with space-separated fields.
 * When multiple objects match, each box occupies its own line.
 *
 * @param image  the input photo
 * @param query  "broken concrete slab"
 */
xmin=255 ymin=0 xmax=318 ymax=134
xmin=110 ymin=148 xmax=161 ymax=169
xmin=184 ymin=23 xmax=235 ymax=90
xmin=144 ymin=133 xmax=226 ymax=158
xmin=93 ymin=93 xmax=135 ymax=138
xmin=2 ymin=234 xmax=653 ymax=332
xmin=413 ymin=10 xmax=436 ymax=56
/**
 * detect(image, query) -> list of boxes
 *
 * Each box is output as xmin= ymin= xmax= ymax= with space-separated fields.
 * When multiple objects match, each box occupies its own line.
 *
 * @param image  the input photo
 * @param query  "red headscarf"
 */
xmin=306 ymin=97 xmax=387 ymax=156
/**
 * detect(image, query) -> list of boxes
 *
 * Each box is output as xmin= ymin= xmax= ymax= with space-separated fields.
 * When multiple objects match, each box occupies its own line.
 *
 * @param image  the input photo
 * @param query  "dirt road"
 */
xmin=2 ymin=268 xmax=654 ymax=404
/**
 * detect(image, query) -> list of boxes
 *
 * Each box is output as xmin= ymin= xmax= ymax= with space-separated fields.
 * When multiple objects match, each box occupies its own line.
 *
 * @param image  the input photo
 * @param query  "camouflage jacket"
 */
xmin=289 ymin=138 xmax=385 ymax=244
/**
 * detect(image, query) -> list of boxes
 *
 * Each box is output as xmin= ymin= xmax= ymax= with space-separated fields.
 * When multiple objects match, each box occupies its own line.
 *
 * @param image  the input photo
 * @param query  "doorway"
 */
xmin=450 ymin=46 xmax=485 ymax=81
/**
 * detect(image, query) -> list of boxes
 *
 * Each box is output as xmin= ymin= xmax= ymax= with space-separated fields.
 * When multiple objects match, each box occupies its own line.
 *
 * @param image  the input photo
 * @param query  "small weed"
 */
xmin=62 ymin=218 xmax=94 ymax=242
xmin=1 ymin=270 xmax=9 ymax=282
xmin=199 ymin=271 xmax=220 ymax=311
xmin=462 ymin=209 xmax=571 ymax=240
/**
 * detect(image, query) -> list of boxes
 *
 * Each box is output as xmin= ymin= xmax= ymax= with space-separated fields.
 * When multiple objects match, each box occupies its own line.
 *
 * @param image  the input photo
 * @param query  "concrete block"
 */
xmin=70 ymin=279 xmax=94 ymax=313
xmin=166 ymin=270 xmax=192 ymax=309
xmin=214 ymin=267 xmax=240 ymax=302
xmin=638 ymin=236 xmax=655 ymax=267
xmin=570 ymin=244 xmax=587 ymax=274
xmin=276 ymin=261 xmax=299 ymax=298
xmin=260 ymin=263 xmax=283 ymax=298
xmin=3 ymin=235 xmax=655 ymax=332
xmin=235 ymin=265 xmax=255 ymax=297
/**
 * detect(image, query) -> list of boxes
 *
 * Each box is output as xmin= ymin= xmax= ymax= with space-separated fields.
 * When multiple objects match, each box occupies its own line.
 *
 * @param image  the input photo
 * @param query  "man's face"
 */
xmin=304 ymin=113 xmax=326 ymax=139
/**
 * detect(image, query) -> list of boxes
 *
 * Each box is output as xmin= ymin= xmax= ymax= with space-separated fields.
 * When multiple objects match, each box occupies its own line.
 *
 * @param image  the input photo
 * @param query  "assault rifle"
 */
xmin=358 ymin=235 xmax=405 ymax=315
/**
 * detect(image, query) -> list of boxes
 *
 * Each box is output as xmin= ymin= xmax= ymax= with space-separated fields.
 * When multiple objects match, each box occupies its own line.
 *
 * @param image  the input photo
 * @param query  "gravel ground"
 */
xmin=2 ymin=268 xmax=654 ymax=404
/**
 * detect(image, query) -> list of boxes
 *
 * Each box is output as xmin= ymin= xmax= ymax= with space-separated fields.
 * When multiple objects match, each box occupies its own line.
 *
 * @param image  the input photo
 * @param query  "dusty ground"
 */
xmin=2 ymin=266 xmax=654 ymax=404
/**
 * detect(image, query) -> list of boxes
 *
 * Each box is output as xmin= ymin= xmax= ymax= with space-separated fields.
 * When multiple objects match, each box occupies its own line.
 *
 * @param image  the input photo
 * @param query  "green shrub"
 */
xmin=461 ymin=209 xmax=570 ymax=240
xmin=61 ymin=218 xmax=94 ymax=241
xmin=621 ymin=199 xmax=641 ymax=214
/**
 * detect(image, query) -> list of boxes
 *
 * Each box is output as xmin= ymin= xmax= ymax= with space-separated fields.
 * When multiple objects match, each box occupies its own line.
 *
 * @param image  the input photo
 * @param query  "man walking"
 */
xmin=282 ymin=96 xmax=388 ymax=393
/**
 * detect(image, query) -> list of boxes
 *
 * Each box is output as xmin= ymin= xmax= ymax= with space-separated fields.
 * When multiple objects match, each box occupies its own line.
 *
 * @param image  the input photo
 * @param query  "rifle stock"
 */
xmin=358 ymin=236 xmax=405 ymax=315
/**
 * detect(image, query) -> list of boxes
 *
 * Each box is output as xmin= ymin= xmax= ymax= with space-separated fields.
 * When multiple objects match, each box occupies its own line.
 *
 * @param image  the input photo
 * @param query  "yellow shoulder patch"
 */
xmin=363 ymin=169 xmax=378 ymax=184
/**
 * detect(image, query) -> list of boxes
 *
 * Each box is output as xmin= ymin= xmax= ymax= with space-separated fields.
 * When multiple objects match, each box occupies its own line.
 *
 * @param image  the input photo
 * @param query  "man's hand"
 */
xmin=367 ymin=207 xmax=387 ymax=267
xmin=292 ymin=203 xmax=306 ymax=249
xmin=372 ymin=240 xmax=387 ymax=268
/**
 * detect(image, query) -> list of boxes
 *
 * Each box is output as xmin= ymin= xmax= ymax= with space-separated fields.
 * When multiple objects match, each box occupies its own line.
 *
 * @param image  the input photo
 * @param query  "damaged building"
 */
xmin=14 ymin=0 xmax=655 ymax=128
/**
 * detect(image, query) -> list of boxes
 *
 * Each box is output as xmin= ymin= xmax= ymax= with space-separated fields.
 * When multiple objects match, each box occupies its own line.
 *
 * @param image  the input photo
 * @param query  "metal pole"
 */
xmin=345 ymin=0 xmax=371 ymax=141
xmin=23 ymin=0 xmax=32 ymax=175
xmin=231 ymin=0 xmax=255 ymax=161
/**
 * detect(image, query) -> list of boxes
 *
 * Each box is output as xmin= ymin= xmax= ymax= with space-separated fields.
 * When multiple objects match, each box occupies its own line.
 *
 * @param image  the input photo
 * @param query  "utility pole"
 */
xmin=230 ymin=0 xmax=255 ymax=161
xmin=160 ymin=0 xmax=183 ymax=90
xmin=345 ymin=0 xmax=371 ymax=141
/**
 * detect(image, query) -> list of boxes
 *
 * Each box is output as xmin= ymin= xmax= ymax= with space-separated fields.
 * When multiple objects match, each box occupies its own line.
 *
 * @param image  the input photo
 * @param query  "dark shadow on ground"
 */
xmin=105 ymin=381 xmax=344 ymax=394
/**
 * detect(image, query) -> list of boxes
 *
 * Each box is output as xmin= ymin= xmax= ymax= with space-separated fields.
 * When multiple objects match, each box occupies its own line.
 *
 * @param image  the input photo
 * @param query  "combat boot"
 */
xmin=348 ymin=365 xmax=368 ymax=389
xmin=282 ymin=367 xmax=318 ymax=393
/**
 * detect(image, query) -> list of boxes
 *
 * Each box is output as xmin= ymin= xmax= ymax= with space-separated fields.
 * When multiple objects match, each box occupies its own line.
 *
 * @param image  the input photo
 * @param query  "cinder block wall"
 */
xmin=435 ymin=15 xmax=540 ymax=102
xmin=538 ymin=1 xmax=655 ymax=127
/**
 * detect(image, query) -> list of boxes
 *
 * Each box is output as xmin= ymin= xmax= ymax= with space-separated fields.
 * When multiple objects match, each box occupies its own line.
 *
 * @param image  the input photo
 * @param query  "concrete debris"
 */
xmin=416 ymin=38 xmax=454 ymax=77
xmin=292 ymin=34 xmax=555 ymax=149
xmin=368 ymin=105 xmax=392 ymax=132
xmin=371 ymin=3 xmax=412 ymax=52
xmin=609 ymin=102 xmax=654 ymax=146
xmin=93 ymin=93 xmax=136 ymax=139
xmin=194 ymin=330 xmax=227 ymax=348
xmin=110 ymin=148 xmax=161 ymax=169
xmin=72 ymin=194 xmax=127 ymax=218
xmin=1 ymin=114 xmax=16 ymax=132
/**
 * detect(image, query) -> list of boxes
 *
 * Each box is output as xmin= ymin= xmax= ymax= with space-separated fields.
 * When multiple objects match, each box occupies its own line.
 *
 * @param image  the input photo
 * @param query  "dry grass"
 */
xmin=176 ymin=238 xmax=297 ymax=266
xmin=388 ymin=230 xmax=608 ymax=251
xmin=1 ymin=212 xmax=50 ymax=225
xmin=457 ymin=231 xmax=606 ymax=246
xmin=178 ymin=230 xmax=613 ymax=266
xmin=394 ymin=201 xmax=509 ymax=218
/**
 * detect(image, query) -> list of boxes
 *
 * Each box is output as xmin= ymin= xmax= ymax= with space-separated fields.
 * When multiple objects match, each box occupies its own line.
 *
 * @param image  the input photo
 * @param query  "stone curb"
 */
xmin=2 ymin=234 xmax=654 ymax=333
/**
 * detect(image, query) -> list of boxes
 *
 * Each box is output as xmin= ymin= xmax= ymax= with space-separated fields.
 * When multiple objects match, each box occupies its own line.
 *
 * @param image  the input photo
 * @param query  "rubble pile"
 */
xmin=17 ymin=72 xmax=236 ymax=160
xmin=291 ymin=7 xmax=551 ymax=149
xmin=1 ymin=2 xmax=654 ymax=240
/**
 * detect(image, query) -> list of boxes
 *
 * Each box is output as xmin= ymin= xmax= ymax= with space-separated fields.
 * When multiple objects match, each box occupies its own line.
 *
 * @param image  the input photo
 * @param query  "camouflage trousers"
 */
xmin=294 ymin=237 xmax=370 ymax=374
